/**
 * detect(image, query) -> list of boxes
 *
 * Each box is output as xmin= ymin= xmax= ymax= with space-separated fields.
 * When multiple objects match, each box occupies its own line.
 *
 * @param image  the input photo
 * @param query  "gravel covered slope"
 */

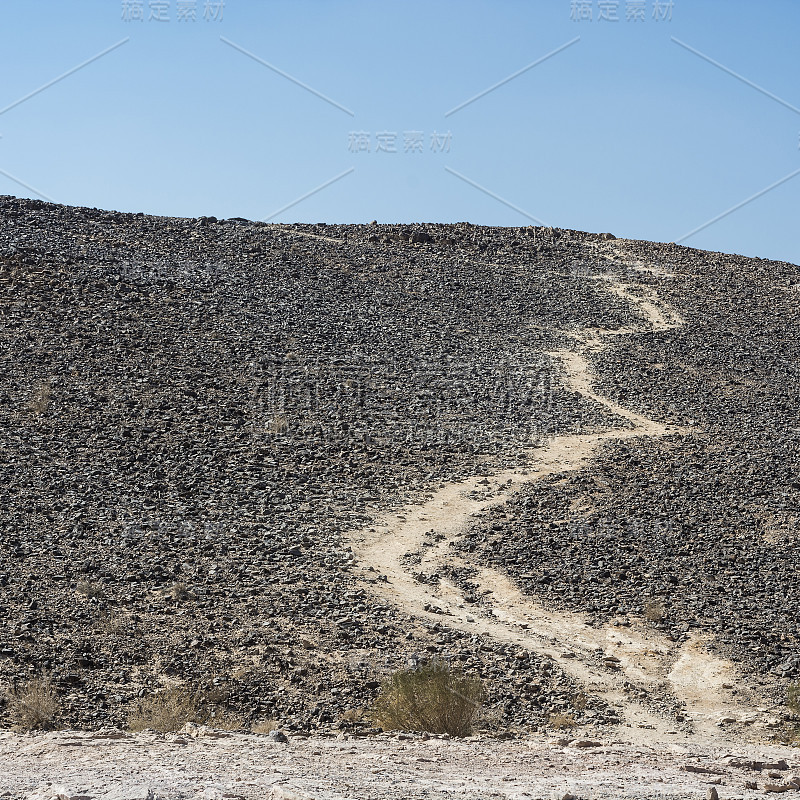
xmin=0 ymin=196 xmax=798 ymax=734
xmin=456 ymin=239 xmax=800 ymax=690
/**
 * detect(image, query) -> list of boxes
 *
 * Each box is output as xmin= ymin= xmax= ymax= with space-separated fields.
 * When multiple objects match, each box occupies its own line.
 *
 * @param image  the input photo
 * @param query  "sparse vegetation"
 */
xmin=370 ymin=660 xmax=484 ymax=737
xmin=251 ymin=718 xmax=278 ymax=734
xmin=127 ymin=686 xmax=239 ymax=733
xmin=788 ymin=682 xmax=800 ymax=718
xmin=169 ymin=582 xmax=190 ymax=601
xmin=5 ymin=677 xmax=59 ymax=731
xmin=26 ymin=381 xmax=52 ymax=415
xmin=548 ymin=711 xmax=577 ymax=730
xmin=643 ymin=599 xmax=667 ymax=623
xmin=76 ymin=579 xmax=104 ymax=599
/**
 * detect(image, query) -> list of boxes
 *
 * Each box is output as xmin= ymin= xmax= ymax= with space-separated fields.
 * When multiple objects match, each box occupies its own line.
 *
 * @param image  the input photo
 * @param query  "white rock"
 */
xmin=26 ymin=786 xmax=71 ymax=800
xmin=269 ymin=785 xmax=313 ymax=800
xmin=97 ymin=786 xmax=154 ymax=800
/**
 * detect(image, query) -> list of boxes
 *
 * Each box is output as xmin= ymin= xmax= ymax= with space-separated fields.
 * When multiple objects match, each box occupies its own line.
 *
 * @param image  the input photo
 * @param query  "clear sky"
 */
xmin=0 ymin=1 xmax=798 ymax=265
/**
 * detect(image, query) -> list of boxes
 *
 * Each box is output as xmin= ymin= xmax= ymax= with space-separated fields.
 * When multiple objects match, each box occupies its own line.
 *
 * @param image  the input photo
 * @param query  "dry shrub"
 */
xmin=570 ymin=692 xmax=588 ymax=711
xmin=5 ymin=678 xmax=59 ymax=731
xmin=127 ymin=686 xmax=236 ymax=733
xmin=251 ymin=718 xmax=278 ymax=734
xmin=789 ymin=683 xmax=800 ymax=718
xmin=27 ymin=382 xmax=52 ymax=415
xmin=76 ymin=579 xmax=104 ymax=599
xmin=548 ymin=711 xmax=577 ymax=730
xmin=643 ymin=599 xmax=667 ymax=623
xmin=267 ymin=413 xmax=289 ymax=434
xmin=370 ymin=660 xmax=484 ymax=737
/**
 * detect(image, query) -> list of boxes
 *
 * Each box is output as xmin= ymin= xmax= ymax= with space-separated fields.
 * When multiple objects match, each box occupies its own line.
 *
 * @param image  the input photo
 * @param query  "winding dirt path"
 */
xmin=351 ymin=275 xmax=777 ymax=745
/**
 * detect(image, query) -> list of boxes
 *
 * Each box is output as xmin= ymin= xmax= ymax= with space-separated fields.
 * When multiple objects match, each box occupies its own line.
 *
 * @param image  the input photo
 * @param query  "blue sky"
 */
xmin=0 ymin=1 xmax=798 ymax=265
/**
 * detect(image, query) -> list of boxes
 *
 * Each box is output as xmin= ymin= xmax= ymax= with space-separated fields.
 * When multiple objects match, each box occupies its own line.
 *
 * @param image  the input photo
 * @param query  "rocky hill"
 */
xmin=0 ymin=196 xmax=798 ymax=742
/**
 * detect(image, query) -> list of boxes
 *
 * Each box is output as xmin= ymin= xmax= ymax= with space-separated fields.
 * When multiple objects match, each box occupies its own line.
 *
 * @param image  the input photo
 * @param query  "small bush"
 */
xmin=644 ymin=599 xmax=667 ymax=623
xmin=128 ymin=686 xmax=243 ymax=733
xmin=251 ymin=718 xmax=278 ymax=734
xmin=76 ymin=579 xmax=104 ymax=599
xmin=548 ymin=711 xmax=577 ymax=730
xmin=5 ymin=678 xmax=59 ymax=731
xmin=27 ymin=382 xmax=52 ymax=415
xmin=370 ymin=660 xmax=484 ymax=737
xmin=788 ymin=683 xmax=800 ymax=717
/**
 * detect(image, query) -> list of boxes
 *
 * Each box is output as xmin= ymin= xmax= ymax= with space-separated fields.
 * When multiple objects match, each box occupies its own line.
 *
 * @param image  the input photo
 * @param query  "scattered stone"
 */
xmin=684 ymin=764 xmax=727 ymax=776
xmin=1 ymin=197 xmax=798 ymax=742
xmin=269 ymin=787 xmax=312 ymax=800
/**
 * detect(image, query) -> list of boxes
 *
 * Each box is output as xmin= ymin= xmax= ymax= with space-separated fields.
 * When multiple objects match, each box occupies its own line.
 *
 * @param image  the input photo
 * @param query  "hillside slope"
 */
xmin=0 ymin=196 xmax=797 ymax=739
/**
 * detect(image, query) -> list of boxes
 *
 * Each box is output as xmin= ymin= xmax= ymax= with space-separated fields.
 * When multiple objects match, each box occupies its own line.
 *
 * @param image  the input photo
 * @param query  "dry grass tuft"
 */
xmin=370 ymin=660 xmax=484 ymax=737
xmin=251 ymin=718 xmax=278 ymax=734
xmin=5 ymin=678 xmax=59 ymax=731
xmin=643 ymin=599 xmax=667 ymax=623
xmin=548 ymin=711 xmax=577 ymax=730
xmin=27 ymin=382 xmax=52 ymax=415
xmin=127 ymin=686 xmax=239 ymax=733
xmin=76 ymin=579 xmax=104 ymax=599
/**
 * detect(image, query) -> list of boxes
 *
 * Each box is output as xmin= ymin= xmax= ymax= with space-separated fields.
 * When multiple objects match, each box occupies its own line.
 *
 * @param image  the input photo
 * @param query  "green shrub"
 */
xmin=370 ymin=660 xmax=484 ymax=737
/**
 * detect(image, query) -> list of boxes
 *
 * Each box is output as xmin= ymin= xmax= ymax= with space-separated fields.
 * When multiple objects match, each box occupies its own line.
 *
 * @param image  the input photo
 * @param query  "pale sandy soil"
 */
xmin=2 ymin=726 xmax=798 ymax=800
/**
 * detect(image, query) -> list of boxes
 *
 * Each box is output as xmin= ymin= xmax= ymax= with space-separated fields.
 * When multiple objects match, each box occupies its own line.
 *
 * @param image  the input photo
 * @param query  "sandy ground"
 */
xmin=2 ymin=726 xmax=798 ymax=800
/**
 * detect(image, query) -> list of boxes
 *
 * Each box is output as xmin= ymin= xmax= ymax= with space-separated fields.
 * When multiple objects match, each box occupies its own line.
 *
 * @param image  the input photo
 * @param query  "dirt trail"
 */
xmin=351 ymin=273 xmax=776 ymax=745
xmin=266 ymin=225 xmax=345 ymax=244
